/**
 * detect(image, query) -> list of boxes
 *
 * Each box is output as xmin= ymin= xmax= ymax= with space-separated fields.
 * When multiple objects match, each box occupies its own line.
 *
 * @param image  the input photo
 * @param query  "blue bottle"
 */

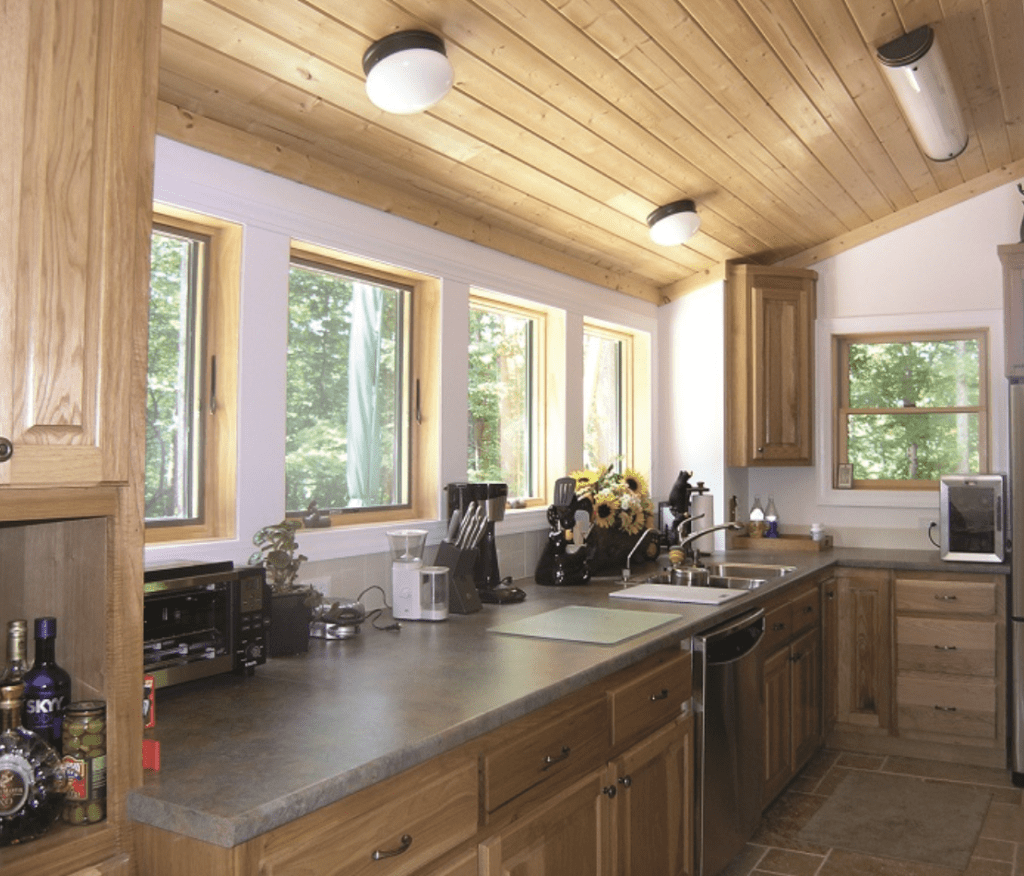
xmin=22 ymin=617 xmax=72 ymax=754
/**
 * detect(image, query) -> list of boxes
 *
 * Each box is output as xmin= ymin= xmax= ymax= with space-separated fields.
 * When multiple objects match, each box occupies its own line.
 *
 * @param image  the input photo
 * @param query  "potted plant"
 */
xmin=249 ymin=519 xmax=320 ymax=656
xmin=570 ymin=463 xmax=659 ymax=574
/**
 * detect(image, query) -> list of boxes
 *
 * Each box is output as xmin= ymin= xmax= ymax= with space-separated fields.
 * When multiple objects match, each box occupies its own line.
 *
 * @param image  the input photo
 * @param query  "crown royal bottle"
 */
xmin=0 ymin=682 xmax=68 ymax=846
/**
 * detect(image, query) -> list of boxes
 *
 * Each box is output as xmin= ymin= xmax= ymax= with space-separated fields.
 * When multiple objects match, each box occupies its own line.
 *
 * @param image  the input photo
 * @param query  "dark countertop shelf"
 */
xmin=126 ymin=547 xmax=1006 ymax=848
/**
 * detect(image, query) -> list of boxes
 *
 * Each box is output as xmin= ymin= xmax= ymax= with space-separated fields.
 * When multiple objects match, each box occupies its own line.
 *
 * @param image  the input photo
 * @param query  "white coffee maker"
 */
xmin=387 ymin=529 xmax=428 ymax=620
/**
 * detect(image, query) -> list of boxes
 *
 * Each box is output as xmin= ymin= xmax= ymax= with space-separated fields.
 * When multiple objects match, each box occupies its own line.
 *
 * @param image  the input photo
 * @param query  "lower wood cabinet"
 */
xmin=761 ymin=581 xmax=822 ymax=807
xmin=479 ymin=769 xmax=610 ymax=876
xmin=606 ymin=714 xmax=694 ymax=876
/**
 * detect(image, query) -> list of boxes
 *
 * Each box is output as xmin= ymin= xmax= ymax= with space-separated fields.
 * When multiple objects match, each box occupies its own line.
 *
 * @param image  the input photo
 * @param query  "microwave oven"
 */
xmin=939 ymin=474 xmax=1007 ymax=563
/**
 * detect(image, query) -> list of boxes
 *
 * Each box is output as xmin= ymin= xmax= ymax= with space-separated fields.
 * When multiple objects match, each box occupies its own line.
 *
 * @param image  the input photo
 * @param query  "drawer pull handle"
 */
xmin=372 ymin=834 xmax=412 ymax=861
xmin=650 ymin=688 xmax=669 ymax=702
xmin=935 ymin=594 xmax=958 ymax=601
xmin=542 ymin=746 xmax=571 ymax=770
xmin=934 ymin=645 xmax=958 ymax=651
xmin=934 ymin=705 xmax=958 ymax=712
xmin=803 ymin=605 xmax=815 ymax=614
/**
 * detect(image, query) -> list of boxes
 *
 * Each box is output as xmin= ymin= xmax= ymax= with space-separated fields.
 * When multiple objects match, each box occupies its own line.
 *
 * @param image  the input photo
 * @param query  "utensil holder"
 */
xmin=433 ymin=541 xmax=482 ymax=614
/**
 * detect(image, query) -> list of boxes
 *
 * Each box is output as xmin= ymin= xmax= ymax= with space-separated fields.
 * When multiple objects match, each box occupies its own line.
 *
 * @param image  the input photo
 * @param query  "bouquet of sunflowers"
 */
xmin=569 ymin=463 xmax=655 ymax=537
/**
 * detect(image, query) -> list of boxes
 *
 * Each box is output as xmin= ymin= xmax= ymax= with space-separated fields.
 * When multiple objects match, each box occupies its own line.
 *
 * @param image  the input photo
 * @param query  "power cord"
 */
xmin=927 ymin=521 xmax=940 ymax=548
xmin=357 ymin=584 xmax=402 ymax=632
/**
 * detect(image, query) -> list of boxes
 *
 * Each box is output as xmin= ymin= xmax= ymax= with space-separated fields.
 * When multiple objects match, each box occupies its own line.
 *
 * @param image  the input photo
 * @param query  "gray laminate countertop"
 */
xmin=126 ymin=547 xmax=1006 ymax=848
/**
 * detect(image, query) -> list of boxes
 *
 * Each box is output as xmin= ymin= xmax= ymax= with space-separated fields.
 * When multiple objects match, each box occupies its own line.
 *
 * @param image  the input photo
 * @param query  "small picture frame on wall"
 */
xmin=836 ymin=463 xmax=853 ymax=490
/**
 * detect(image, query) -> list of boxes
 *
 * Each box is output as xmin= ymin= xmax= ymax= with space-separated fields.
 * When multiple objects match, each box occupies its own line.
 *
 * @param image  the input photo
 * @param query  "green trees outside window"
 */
xmin=286 ymin=260 xmax=408 ymax=514
xmin=837 ymin=332 xmax=988 ymax=486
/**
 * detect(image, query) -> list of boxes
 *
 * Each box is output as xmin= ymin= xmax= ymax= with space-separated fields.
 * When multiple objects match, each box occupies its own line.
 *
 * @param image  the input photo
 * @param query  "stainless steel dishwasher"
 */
xmin=693 ymin=607 xmax=766 ymax=876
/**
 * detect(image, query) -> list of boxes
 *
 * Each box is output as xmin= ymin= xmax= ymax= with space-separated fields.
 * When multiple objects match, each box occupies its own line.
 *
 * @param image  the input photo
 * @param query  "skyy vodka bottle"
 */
xmin=22 ymin=618 xmax=71 ymax=754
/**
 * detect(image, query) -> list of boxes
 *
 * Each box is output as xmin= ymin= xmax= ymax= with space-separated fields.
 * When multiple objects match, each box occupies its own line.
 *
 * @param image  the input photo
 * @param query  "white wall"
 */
xmin=147 ymin=138 xmax=660 ymax=588
xmin=745 ymin=183 xmax=1023 ymax=548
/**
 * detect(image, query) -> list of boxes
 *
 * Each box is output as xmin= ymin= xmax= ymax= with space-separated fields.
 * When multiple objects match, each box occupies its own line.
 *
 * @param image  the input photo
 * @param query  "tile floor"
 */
xmin=718 ymin=750 xmax=1024 ymax=876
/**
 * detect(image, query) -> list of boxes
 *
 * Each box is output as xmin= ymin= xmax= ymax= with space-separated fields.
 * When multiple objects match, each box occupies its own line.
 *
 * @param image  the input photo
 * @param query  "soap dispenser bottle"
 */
xmin=748 ymin=496 xmax=765 ymax=538
xmin=765 ymin=497 xmax=779 ymax=538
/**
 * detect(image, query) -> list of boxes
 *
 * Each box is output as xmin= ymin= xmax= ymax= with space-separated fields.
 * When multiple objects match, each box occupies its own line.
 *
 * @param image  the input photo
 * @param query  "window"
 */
xmin=146 ymin=207 xmax=239 ymax=542
xmin=286 ymin=244 xmax=439 ymax=525
xmin=467 ymin=292 xmax=545 ymax=500
xmin=834 ymin=330 xmax=989 ymax=489
xmin=583 ymin=324 xmax=629 ymax=471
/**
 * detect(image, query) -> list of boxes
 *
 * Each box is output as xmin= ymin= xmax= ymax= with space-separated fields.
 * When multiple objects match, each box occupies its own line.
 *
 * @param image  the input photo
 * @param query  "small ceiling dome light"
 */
xmin=877 ymin=25 xmax=967 ymax=161
xmin=363 ymin=30 xmax=454 ymax=115
xmin=646 ymin=199 xmax=700 ymax=246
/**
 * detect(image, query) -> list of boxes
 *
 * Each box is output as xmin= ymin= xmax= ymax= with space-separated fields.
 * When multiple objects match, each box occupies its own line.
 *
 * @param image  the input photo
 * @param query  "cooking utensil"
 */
xmin=553 ymin=477 xmax=576 ymax=509
xmin=457 ymin=504 xmax=480 ymax=549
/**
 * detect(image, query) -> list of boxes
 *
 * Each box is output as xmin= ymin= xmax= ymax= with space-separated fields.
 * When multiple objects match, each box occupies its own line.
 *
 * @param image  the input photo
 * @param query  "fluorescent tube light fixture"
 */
xmin=877 ymin=25 xmax=967 ymax=162
xmin=646 ymin=200 xmax=700 ymax=246
xmin=363 ymin=30 xmax=454 ymax=114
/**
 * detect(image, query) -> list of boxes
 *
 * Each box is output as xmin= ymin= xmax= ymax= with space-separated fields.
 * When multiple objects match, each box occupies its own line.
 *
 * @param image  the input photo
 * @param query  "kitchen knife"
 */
xmin=456 ymin=503 xmax=479 ymax=549
xmin=445 ymin=508 xmax=462 ymax=543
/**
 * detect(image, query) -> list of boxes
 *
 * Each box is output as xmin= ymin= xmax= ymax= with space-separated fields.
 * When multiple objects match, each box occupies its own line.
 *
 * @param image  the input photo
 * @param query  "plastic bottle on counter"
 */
xmin=765 ymin=497 xmax=779 ymax=538
xmin=748 ymin=496 xmax=765 ymax=538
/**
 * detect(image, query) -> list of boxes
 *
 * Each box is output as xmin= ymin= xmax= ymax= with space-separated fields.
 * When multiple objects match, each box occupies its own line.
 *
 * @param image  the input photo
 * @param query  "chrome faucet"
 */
xmin=621 ymin=528 xmax=658 ymax=582
xmin=676 ymin=521 xmax=745 ymax=564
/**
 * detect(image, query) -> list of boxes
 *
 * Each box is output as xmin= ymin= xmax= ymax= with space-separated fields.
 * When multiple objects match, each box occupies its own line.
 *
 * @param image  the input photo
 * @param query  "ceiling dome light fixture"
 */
xmin=363 ymin=30 xmax=454 ymax=115
xmin=876 ymin=25 xmax=967 ymax=162
xmin=646 ymin=199 xmax=700 ymax=246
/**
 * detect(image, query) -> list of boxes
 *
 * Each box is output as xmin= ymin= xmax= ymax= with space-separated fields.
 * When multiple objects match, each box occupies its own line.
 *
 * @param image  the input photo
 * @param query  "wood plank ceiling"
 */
xmin=157 ymin=0 xmax=1024 ymax=305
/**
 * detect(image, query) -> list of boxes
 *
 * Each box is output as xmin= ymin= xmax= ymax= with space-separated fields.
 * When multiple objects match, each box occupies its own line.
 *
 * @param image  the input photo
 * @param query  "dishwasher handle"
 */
xmin=697 ymin=607 xmax=765 ymax=664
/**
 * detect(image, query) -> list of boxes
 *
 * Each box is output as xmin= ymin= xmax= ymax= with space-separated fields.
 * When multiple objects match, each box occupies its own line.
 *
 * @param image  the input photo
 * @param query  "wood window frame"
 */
xmin=146 ymin=205 xmax=240 ymax=544
xmin=288 ymin=241 xmax=440 ymax=527
xmin=582 ymin=318 xmax=652 ymax=480
xmin=833 ymin=328 xmax=989 ymax=491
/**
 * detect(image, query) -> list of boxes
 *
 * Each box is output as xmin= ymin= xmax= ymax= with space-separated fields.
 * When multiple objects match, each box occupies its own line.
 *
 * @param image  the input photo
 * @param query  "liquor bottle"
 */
xmin=0 ymin=682 xmax=68 ymax=846
xmin=1 ymin=620 xmax=29 ymax=685
xmin=22 ymin=618 xmax=71 ymax=754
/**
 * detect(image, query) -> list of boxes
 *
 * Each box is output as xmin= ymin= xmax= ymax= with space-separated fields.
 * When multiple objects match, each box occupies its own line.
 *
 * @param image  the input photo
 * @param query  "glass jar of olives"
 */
xmin=60 ymin=700 xmax=105 ymax=825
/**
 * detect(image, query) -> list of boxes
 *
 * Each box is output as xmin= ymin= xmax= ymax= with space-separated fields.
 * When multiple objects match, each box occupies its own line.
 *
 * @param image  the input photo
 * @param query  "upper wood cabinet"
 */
xmin=999 ymin=243 xmax=1024 ymax=378
xmin=725 ymin=263 xmax=817 ymax=466
xmin=0 ymin=0 xmax=158 ymax=488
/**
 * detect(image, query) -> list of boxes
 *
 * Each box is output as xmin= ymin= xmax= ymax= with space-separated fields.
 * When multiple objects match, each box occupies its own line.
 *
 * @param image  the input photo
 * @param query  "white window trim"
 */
xmin=815 ymin=307 xmax=1006 ymax=509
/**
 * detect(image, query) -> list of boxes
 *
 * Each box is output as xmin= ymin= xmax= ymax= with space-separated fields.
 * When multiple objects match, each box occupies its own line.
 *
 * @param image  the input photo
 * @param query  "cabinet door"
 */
xmin=725 ymin=264 xmax=817 ymax=467
xmin=0 ymin=0 xmax=155 ymax=487
xmin=608 ymin=715 xmax=693 ymax=876
xmin=419 ymin=849 xmax=479 ymax=876
xmin=790 ymin=627 xmax=822 ymax=770
xmin=999 ymin=244 xmax=1024 ymax=378
xmin=821 ymin=577 xmax=839 ymax=735
xmin=761 ymin=646 xmax=792 ymax=806
xmin=479 ymin=769 xmax=610 ymax=876
xmin=835 ymin=569 xmax=892 ymax=733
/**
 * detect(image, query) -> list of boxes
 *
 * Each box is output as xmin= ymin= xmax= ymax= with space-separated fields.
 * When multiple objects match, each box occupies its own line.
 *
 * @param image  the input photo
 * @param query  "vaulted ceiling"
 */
xmin=157 ymin=0 xmax=1024 ymax=305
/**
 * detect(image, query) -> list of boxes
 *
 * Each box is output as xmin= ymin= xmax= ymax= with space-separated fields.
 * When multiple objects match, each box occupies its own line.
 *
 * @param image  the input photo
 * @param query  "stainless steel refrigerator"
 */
xmin=1008 ymin=381 xmax=1024 ymax=785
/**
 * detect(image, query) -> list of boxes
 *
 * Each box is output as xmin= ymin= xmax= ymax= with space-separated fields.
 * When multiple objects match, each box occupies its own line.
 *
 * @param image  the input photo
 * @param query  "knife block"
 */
xmin=433 ymin=541 xmax=482 ymax=614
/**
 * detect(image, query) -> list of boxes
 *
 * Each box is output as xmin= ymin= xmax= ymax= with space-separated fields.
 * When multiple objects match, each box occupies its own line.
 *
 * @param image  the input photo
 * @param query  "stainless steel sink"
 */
xmin=639 ymin=571 xmax=766 ymax=590
xmin=703 ymin=562 xmax=796 ymax=579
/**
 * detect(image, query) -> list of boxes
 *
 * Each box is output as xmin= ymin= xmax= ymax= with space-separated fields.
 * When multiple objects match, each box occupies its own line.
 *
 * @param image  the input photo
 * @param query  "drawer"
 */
xmin=257 ymin=755 xmax=478 ymax=876
xmin=897 ymin=617 xmax=997 ymax=677
xmin=789 ymin=584 xmax=820 ymax=636
xmin=895 ymin=577 xmax=997 ymax=616
xmin=897 ymin=673 xmax=997 ymax=740
xmin=763 ymin=602 xmax=792 ymax=653
xmin=607 ymin=650 xmax=691 ymax=745
xmin=482 ymin=696 xmax=608 ymax=813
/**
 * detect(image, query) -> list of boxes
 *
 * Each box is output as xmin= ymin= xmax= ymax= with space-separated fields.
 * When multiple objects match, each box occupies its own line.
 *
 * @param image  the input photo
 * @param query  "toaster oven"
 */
xmin=143 ymin=561 xmax=269 ymax=688
xmin=939 ymin=473 xmax=1007 ymax=563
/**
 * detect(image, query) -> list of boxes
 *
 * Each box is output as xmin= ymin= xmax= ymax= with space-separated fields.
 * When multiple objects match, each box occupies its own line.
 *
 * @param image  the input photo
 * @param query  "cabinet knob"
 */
xmin=0 ymin=437 xmax=12 ymax=463
xmin=602 ymin=785 xmax=617 ymax=798
xmin=618 ymin=775 xmax=632 ymax=788
xmin=372 ymin=834 xmax=412 ymax=860
xmin=650 ymin=688 xmax=669 ymax=702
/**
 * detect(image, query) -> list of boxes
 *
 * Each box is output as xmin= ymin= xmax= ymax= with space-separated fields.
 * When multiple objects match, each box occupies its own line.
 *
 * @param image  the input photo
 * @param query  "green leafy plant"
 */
xmin=248 ymin=519 xmax=319 ymax=605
